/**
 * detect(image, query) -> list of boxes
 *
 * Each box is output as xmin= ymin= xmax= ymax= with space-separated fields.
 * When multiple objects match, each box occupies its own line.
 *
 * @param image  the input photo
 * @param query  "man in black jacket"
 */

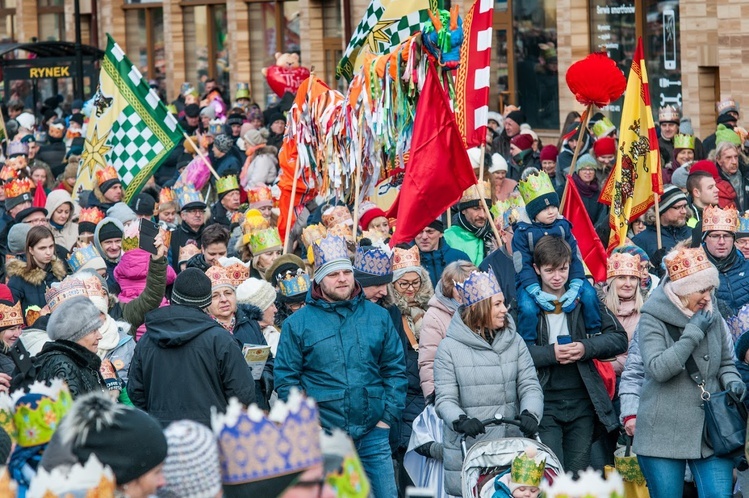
xmin=170 ymin=191 xmax=207 ymax=273
xmin=127 ymin=268 xmax=255 ymax=427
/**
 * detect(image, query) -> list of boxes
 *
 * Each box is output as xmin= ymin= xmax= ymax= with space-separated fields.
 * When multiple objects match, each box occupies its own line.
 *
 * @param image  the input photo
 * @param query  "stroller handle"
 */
xmin=460 ymin=418 xmax=542 ymax=459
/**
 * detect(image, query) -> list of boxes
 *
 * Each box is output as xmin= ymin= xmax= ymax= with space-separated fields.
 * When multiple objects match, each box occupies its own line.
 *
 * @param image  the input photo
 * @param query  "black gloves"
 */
xmin=261 ymin=370 xmax=274 ymax=398
xmin=425 ymin=392 xmax=436 ymax=406
xmin=518 ymin=410 xmax=539 ymax=437
xmin=453 ymin=415 xmax=485 ymax=438
xmin=414 ymin=441 xmax=434 ymax=458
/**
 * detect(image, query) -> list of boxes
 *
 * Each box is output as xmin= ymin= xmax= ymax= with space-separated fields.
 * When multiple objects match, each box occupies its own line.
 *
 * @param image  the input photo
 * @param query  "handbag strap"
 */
xmin=663 ymin=322 xmax=706 ymax=388
xmin=401 ymin=316 xmax=419 ymax=351
xmin=625 ymin=434 xmax=632 ymax=457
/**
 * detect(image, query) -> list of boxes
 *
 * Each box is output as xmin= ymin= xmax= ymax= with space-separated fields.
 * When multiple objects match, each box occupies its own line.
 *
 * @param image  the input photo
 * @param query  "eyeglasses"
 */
xmin=706 ymin=233 xmax=733 ymax=241
xmin=669 ymin=203 xmax=688 ymax=211
xmin=396 ymin=279 xmax=421 ymax=290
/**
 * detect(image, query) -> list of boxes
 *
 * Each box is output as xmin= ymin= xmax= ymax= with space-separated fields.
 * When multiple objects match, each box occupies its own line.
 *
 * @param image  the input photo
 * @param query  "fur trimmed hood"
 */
xmin=6 ymin=257 xmax=66 ymax=286
xmin=388 ymin=266 xmax=434 ymax=315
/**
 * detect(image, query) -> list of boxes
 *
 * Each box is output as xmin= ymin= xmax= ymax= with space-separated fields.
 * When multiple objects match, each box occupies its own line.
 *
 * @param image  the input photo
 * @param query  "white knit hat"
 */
xmin=236 ymin=277 xmax=276 ymax=311
xmin=489 ymin=153 xmax=508 ymax=174
xmin=159 ymin=420 xmax=222 ymax=498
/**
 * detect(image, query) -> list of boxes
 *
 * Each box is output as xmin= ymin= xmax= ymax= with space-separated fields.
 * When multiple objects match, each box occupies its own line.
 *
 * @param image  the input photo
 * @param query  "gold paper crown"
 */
xmin=0 ymin=379 xmax=73 ymax=447
xmin=212 ymin=391 xmax=323 ymax=485
xmin=510 ymin=447 xmax=546 ymax=488
xmin=322 ymin=206 xmax=353 ymax=229
xmin=0 ymin=165 xmax=18 ymax=182
xmin=206 ymin=265 xmax=235 ymax=289
xmin=45 ymin=278 xmax=88 ymax=313
xmin=3 ymin=178 xmax=33 ymax=199
xmin=217 ymin=175 xmax=240 ymax=195
xmin=607 ymin=252 xmax=642 ymax=279
xmin=0 ymin=301 xmax=23 ymax=329
xmin=702 ymin=204 xmax=739 ymax=233
xmin=658 ymin=105 xmax=680 ymax=123
xmin=327 ymin=222 xmax=354 ymax=242
xmin=392 ymin=245 xmax=421 ymax=272
xmin=674 ymin=134 xmax=695 ymax=150
xmin=159 ymin=187 xmax=177 ymax=206
xmin=248 ymin=185 xmax=273 ymax=206
xmin=518 ymin=171 xmax=555 ymax=206
xmin=96 ymin=165 xmax=119 ymax=185
xmin=179 ymin=243 xmax=202 ymax=264
xmin=79 ymin=207 xmax=105 ymax=225
xmin=278 ymin=270 xmax=311 ymax=297
xmin=27 ymin=454 xmax=116 ymax=498
xmin=302 ymin=224 xmax=328 ymax=247
xmin=458 ymin=181 xmax=491 ymax=205
xmin=67 ymin=244 xmax=101 ymax=273
xmin=591 ymin=116 xmax=616 ymax=138
xmin=665 ymin=247 xmax=713 ymax=282
xmin=248 ymin=227 xmax=283 ymax=255
xmin=242 ymin=209 xmax=271 ymax=242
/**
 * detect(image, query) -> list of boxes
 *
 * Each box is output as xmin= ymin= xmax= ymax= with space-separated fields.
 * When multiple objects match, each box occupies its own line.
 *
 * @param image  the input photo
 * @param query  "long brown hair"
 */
xmin=25 ymin=225 xmax=55 ymax=271
xmin=460 ymin=297 xmax=495 ymax=340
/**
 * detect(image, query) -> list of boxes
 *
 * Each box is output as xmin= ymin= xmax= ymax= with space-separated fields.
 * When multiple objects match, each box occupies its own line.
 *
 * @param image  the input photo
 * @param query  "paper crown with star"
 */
xmin=248 ymin=227 xmax=282 ymax=256
xmin=79 ymin=206 xmax=106 ymax=226
xmin=159 ymin=187 xmax=177 ymax=206
xmin=321 ymin=429 xmax=371 ymax=498
xmin=674 ymin=133 xmax=695 ymax=150
xmin=541 ymin=468 xmax=624 ymax=498
xmin=248 ymin=185 xmax=273 ymax=207
xmin=45 ymin=278 xmax=89 ymax=313
xmin=212 ymin=390 xmax=323 ymax=486
xmin=96 ymin=165 xmax=119 ymax=186
xmin=217 ymin=175 xmax=240 ymax=195
xmin=455 ymin=269 xmax=503 ymax=307
xmin=206 ymin=265 xmax=235 ymax=290
xmin=6 ymin=141 xmax=28 ymax=158
xmin=510 ymin=446 xmax=546 ymax=489
xmin=277 ymin=269 xmax=311 ymax=298
xmin=0 ymin=301 xmax=23 ymax=329
xmin=27 ymin=454 xmax=116 ymax=498
xmin=67 ymin=244 xmax=101 ymax=273
xmin=312 ymin=235 xmax=349 ymax=272
xmin=607 ymin=252 xmax=641 ymax=279
xmin=518 ymin=171 xmax=556 ymax=206
xmin=0 ymin=379 xmax=73 ymax=447
xmin=3 ymin=178 xmax=33 ymax=200
xmin=702 ymin=205 xmax=739 ymax=233
xmin=354 ymin=246 xmax=392 ymax=277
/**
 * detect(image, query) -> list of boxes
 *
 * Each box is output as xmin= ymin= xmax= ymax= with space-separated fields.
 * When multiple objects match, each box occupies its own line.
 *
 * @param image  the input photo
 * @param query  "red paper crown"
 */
xmin=79 ymin=207 xmax=105 ymax=225
xmin=96 ymin=165 xmax=119 ymax=186
xmin=4 ymin=178 xmax=33 ymax=199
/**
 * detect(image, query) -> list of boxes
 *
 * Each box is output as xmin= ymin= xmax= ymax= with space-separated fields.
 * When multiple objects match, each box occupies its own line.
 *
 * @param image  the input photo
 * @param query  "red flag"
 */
xmin=33 ymin=181 xmax=47 ymax=209
xmin=454 ymin=0 xmax=494 ymax=148
xmin=388 ymin=64 xmax=477 ymax=246
xmin=562 ymin=175 xmax=607 ymax=283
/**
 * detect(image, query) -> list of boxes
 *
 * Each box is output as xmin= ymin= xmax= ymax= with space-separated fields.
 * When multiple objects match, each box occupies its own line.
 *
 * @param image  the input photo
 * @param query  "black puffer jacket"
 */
xmin=127 ymin=304 xmax=255 ymax=427
xmin=234 ymin=305 xmax=274 ymax=409
xmin=33 ymin=340 xmax=106 ymax=398
xmin=169 ymin=221 xmax=204 ymax=273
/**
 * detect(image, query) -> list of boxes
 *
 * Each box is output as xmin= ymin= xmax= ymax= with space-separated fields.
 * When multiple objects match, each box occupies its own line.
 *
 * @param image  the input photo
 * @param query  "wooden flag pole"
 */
xmin=283 ymin=159 xmax=302 ymax=255
xmin=475 ymin=145 xmax=501 ymax=244
xmin=559 ymin=104 xmax=593 ymax=213
xmin=653 ymin=192 xmax=662 ymax=249
xmin=182 ymin=132 xmax=220 ymax=180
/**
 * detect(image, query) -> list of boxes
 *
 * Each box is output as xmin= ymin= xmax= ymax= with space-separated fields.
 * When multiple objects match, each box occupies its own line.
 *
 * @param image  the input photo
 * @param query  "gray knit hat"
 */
xmin=214 ymin=134 xmax=233 ymax=154
xmin=158 ymin=421 xmax=222 ymax=498
xmin=7 ymin=222 xmax=31 ymax=255
xmin=172 ymin=268 xmax=213 ymax=309
xmin=106 ymin=202 xmax=138 ymax=226
xmin=47 ymin=296 xmax=104 ymax=343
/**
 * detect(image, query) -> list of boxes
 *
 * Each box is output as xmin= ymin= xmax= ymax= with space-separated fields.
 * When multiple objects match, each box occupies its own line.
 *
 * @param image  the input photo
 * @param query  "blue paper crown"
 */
xmin=278 ymin=270 xmax=311 ymax=297
xmin=312 ymin=235 xmax=349 ymax=272
xmin=66 ymin=244 xmax=100 ymax=273
xmin=214 ymin=393 xmax=322 ymax=485
xmin=175 ymin=185 xmax=204 ymax=209
xmin=6 ymin=141 xmax=28 ymax=157
xmin=455 ymin=269 xmax=503 ymax=307
xmin=354 ymin=246 xmax=392 ymax=276
xmin=739 ymin=215 xmax=749 ymax=234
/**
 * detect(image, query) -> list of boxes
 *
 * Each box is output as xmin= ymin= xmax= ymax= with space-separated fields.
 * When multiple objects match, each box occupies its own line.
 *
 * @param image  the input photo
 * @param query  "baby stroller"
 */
xmin=460 ymin=414 xmax=563 ymax=498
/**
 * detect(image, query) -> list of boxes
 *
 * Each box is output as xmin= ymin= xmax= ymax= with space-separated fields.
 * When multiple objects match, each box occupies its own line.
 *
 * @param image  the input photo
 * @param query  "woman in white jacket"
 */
xmin=434 ymin=269 xmax=543 ymax=497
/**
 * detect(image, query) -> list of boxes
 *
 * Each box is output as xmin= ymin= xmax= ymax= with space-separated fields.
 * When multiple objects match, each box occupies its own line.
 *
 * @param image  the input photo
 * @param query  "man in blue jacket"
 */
xmin=415 ymin=220 xmax=470 ymax=287
xmin=275 ymin=235 xmax=407 ymax=498
xmin=632 ymin=185 xmax=692 ymax=260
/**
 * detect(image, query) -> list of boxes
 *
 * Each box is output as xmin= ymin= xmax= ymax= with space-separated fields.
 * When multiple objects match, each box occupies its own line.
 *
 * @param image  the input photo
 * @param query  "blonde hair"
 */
xmin=604 ymin=275 xmax=643 ymax=315
xmin=440 ymin=260 xmax=477 ymax=298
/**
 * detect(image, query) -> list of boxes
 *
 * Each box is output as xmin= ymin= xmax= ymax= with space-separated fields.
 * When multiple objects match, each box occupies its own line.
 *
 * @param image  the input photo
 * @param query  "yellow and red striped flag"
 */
xmin=599 ymin=38 xmax=662 ymax=250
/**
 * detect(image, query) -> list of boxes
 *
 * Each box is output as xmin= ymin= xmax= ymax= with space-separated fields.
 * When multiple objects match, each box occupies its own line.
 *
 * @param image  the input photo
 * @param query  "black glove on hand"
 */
xmin=453 ymin=416 xmax=485 ymax=438
xmin=518 ymin=410 xmax=539 ymax=437
xmin=261 ymin=370 xmax=274 ymax=398
xmin=728 ymin=381 xmax=747 ymax=402
xmin=426 ymin=392 xmax=436 ymax=406
xmin=414 ymin=441 xmax=434 ymax=458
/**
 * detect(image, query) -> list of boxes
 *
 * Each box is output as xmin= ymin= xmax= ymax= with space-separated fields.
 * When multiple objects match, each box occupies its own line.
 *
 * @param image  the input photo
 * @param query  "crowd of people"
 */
xmin=0 ymin=80 xmax=746 ymax=497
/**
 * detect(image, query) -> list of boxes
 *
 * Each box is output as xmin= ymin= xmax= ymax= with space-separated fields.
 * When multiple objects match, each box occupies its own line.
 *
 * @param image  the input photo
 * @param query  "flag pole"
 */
xmin=283 ymin=160 xmax=301 ymax=255
xmin=559 ymin=104 xmax=593 ymax=213
xmin=476 ymin=143 xmax=501 ymax=244
xmin=182 ymin=132 xmax=220 ymax=180
xmin=653 ymin=192 xmax=662 ymax=249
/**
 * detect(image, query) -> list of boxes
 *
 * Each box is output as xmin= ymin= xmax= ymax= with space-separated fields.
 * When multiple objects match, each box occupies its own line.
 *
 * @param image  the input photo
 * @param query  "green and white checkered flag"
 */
xmin=76 ymin=34 xmax=183 ymax=204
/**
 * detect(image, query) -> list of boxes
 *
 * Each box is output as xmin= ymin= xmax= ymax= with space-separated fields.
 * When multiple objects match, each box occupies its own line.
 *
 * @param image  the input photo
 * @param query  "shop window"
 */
xmin=38 ymin=0 xmax=65 ymax=41
xmin=183 ymin=3 xmax=230 ymax=98
xmin=125 ymin=7 xmax=165 ymax=94
xmin=0 ymin=0 xmax=15 ymax=43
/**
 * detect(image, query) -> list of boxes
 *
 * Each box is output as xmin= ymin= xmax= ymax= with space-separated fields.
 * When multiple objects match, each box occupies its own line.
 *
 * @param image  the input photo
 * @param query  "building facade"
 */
xmin=0 ymin=0 xmax=741 ymax=139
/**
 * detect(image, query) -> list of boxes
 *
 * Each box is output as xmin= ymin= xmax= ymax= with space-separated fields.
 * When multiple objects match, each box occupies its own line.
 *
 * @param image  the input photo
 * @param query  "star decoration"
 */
xmin=80 ymin=125 xmax=111 ymax=176
xmin=366 ymin=20 xmax=396 ymax=50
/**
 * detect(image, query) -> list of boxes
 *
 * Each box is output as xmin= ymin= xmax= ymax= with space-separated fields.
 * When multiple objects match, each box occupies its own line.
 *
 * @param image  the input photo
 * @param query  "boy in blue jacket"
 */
xmin=512 ymin=171 xmax=601 ymax=343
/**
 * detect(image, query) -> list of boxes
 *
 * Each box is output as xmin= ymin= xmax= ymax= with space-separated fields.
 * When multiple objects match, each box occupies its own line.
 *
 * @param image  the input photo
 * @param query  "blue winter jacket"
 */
xmin=631 ymin=224 xmax=692 ymax=261
xmin=418 ymin=239 xmax=471 ymax=287
xmin=275 ymin=284 xmax=408 ymax=440
xmin=706 ymin=248 xmax=749 ymax=315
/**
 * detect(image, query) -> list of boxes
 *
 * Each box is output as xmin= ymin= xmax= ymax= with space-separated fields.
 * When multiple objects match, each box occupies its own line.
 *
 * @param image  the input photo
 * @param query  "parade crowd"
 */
xmin=0 ymin=82 xmax=747 ymax=498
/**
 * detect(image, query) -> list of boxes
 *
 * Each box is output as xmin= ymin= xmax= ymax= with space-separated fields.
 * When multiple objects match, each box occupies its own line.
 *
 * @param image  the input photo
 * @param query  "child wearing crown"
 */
xmin=512 ymin=171 xmax=601 ymax=344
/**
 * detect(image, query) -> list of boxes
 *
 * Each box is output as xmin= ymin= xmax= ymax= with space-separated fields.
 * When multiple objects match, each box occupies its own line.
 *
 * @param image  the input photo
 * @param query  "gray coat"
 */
xmin=634 ymin=282 xmax=742 ymax=459
xmin=434 ymin=313 xmax=543 ymax=496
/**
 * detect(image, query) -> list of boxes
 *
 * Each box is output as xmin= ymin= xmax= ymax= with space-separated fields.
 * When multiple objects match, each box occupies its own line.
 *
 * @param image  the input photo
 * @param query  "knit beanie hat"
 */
xmin=159 ymin=420 xmax=222 ymax=498
xmin=47 ymin=295 xmax=104 ymax=343
xmin=715 ymin=124 xmax=741 ymax=147
xmin=214 ymin=134 xmax=233 ymax=154
xmin=199 ymin=105 xmax=216 ymax=120
xmin=690 ymin=159 xmax=720 ymax=181
xmin=510 ymin=133 xmax=534 ymax=152
xmin=505 ymin=110 xmax=526 ymax=125
xmin=576 ymin=153 xmax=598 ymax=172
xmin=539 ymin=145 xmax=558 ymax=162
xmin=130 ymin=193 xmax=156 ymax=217
xmin=172 ymin=268 xmax=213 ymax=309
xmin=488 ymin=153 xmax=508 ymax=174
xmin=7 ymin=222 xmax=31 ymax=255
xmin=97 ymin=221 xmax=123 ymax=243
xmin=243 ymin=128 xmax=269 ymax=148
xmin=671 ymin=165 xmax=690 ymax=190
xmin=593 ymin=136 xmax=617 ymax=157
xmin=236 ymin=278 xmax=276 ymax=312
xmin=658 ymin=184 xmax=688 ymax=215
xmin=106 ymin=202 xmax=138 ymax=226
xmin=359 ymin=206 xmax=387 ymax=232
xmin=55 ymin=393 xmax=168 ymax=486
